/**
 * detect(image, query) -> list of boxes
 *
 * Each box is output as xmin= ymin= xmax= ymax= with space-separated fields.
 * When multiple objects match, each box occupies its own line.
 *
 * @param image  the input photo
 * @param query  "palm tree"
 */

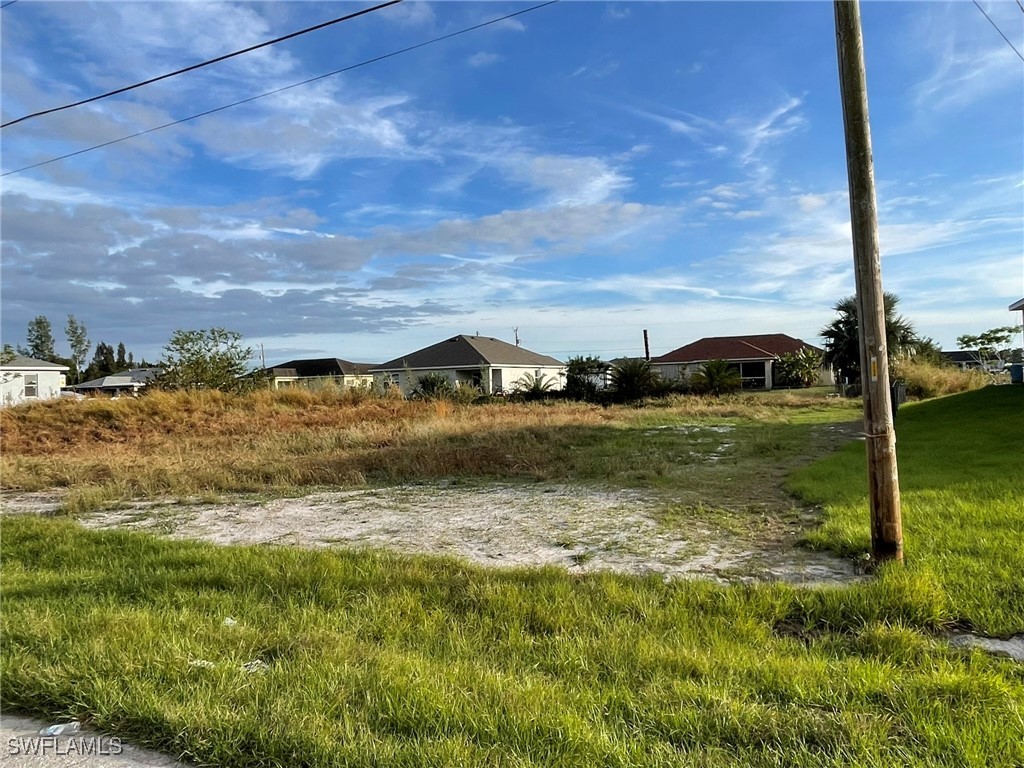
xmin=820 ymin=292 xmax=918 ymax=384
xmin=690 ymin=359 xmax=742 ymax=396
xmin=609 ymin=358 xmax=659 ymax=402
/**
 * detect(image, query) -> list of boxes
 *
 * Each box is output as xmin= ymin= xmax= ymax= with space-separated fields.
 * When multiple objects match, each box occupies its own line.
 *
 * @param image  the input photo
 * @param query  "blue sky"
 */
xmin=2 ymin=0 xmax=1022 ymax=366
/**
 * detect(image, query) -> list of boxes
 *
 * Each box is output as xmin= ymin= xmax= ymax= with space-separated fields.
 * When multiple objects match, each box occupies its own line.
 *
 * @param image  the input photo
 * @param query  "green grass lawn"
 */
xmin=789 ymin=385 xmax=1024 ymax=636
xmin=2 ymin=387 xmax=1022 ymax=767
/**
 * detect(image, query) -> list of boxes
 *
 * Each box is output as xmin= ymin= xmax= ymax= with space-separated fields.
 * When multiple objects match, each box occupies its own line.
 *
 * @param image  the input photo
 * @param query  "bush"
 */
xmin=894 ymin=359 xmax=989 ymax=399
xmin=690 ymin=359 xmax=742 ymax=396
xmin=410 ymin=372 xmax=457 ymax=400
xmin=609 ymin=358 xmax=660 ymax=403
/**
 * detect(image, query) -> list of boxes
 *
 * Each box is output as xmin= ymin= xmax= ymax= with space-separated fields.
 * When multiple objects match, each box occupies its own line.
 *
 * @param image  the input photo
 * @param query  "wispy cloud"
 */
xmin=913 ymin=2 xmax=1023 ymax=111
xmin=467 ymin=52 xmax=500 ymax=68
xmin=732 ymin=95 xmax=806 ymax=167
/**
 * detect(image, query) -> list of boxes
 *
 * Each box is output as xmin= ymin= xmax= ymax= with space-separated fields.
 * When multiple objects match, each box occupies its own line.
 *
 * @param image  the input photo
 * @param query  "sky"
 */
xmin=1 ymin=0 xmax=1022 ymax=367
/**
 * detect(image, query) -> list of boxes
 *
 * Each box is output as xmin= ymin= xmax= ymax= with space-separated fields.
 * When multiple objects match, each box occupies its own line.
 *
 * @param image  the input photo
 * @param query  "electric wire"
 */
xmin=1 ymin=0 xmax=402 ymax=128
xmin=0 ymin=1 xmax=18 ymax=9
xmin=2 ymin=0 xmax=559 ymax=177
xmin=972 ymin=0 xmax=1024 ymax=63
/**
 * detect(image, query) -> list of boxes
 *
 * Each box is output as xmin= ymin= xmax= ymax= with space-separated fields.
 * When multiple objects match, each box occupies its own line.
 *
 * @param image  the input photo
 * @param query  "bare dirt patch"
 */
xmin=1 ymin=483 xmax=860 ymax=586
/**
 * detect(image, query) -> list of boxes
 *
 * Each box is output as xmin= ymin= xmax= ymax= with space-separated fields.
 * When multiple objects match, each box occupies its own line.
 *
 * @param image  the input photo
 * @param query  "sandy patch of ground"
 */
xmin=0 ymin=483 xmax=861 ymax=586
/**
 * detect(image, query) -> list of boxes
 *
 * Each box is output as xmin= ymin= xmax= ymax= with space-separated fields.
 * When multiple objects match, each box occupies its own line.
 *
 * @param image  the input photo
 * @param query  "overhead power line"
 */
xmin=1 ymin=0 xmax=403 ymax=128
xmin=0 ymin=1 xmax=19 ymax=9
xmin=972 ymin=0 xmax=1024 ymax=63
xmin=2 ymin=0 xmax=560 ymax=177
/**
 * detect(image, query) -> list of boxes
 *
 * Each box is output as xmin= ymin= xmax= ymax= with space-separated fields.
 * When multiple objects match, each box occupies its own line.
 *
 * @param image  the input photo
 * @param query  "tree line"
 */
xmin=5 ymin=315 xmax=156 ymax=384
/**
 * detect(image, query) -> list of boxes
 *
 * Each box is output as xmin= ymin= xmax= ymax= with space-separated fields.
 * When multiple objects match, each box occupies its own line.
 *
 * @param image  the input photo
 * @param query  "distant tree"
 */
xmin=564 ymin=355 xmax=605 ymax=401
xmin=690 ymin=359 xmax=742 ymax=396
xmin=1 ymin=344 xmax=19 ymax=394
xmin=127 ymin=351 xmax=135 ymax=368
xmin=956 ymin=326 xmax=1022 ymax=368
xmin=115 ymin=342 xmax=128 ymax=371
xmin=156 ymin=328 xmax=254 ymax=393
xmin=913 ymin=336 xmax=945 ymax=366
xmin=820 ymin=293 xmax=919 ymax=384
xmin=24 ymin=315 xmax=56 ymax=362
xmin=775 ymin=347 xmax=823 ymax=388
xmin=609 ymin=358 xmax=659 ymax=402
xmin=85 ymin=342 xmax=117 ymax=381
xmin=65 ymin=314 xmax=90 ymax=384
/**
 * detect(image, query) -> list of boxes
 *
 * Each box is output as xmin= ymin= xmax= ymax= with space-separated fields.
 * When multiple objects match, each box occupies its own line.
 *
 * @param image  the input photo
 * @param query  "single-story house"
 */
xmin=372 ymin=335 xmax=565 ymax=395
xmin=940 ymin=350 xmax=986 ymax=371
xmin=0 ymin=355 xmax=69 ymax=406
xmin=73 ymin=368 xmax=162 ymax=396
xmin=259 ymin=358 xmax=377 ymax=390
xmin=650 ymin=334 xmax=833 ymax=390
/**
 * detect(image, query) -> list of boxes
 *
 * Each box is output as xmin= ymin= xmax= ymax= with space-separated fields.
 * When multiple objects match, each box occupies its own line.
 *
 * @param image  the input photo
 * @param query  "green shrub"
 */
xmin=410 ymin=372 xmax=457 ymax=400
xmin=690 ymin=359 xmax=742 ymax=396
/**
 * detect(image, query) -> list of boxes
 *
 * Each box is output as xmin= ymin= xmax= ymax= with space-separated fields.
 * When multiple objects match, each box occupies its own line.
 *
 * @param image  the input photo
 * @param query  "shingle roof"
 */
xmin=374 ymin=335 xmax=563 ymax=371
xmin=74 ymin=368 xmax=162 ymax=390
xmin=266 ymin=358 xmax=377 ymax=377
xmin=0 ymin=355 xmax=69 ymax=371
xmin=940 ymin=350 xmax=980 ymax=364
xmin=651 ymin=334 xmax=821 ymax=364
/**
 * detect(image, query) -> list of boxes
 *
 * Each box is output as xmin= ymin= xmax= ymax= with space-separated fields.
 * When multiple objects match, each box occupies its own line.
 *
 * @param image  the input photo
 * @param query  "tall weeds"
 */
xmin=894 ymin=359 xmax=989 ymax=399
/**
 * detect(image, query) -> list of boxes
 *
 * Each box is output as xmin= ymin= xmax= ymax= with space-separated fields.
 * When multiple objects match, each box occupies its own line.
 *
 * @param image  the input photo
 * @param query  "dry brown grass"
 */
xmin=0 ymin=388 xmax=857 ymax=511
xmin=893 ymin=359 xmax=990 ymax=399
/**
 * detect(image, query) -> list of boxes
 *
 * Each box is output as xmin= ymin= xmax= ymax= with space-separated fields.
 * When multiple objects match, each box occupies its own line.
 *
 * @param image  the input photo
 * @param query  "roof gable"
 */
xmin=74 ymin=368 xmax=161 ymax=389
xmin=374 ymin=335 xmax=563 ymax=370
xmin=651 ymin=334 xmax=821 ymax=364
xmin=266 ymin=358 xmax=376 ymax=377
xmin=0 ymin=355 xmax=69 ymax=371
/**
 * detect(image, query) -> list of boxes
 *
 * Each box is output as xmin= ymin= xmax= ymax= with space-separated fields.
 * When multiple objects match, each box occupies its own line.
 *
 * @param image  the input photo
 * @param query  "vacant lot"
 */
xmin=2 ymin=386 xmax=1022 ymax=767
xmin=1 ymin=389 xmax=861 ymax=584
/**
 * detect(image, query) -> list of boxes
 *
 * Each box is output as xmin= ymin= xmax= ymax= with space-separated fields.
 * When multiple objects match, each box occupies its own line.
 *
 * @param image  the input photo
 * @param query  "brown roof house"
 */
xmin=372 ymin=334 xmax=565 ymax=395
xmin=260 ymin=358 xmax=377 ymax=390
xmin=650 ymin=334 xmax=832 ymax=390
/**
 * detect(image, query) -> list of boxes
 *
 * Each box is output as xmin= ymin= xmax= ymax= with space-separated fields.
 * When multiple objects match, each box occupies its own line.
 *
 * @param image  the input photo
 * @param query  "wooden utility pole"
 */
xmin=834 ymin=0 xmax=903 ymax=564
xmin=643 ymin=330 xmax=651 ymax=361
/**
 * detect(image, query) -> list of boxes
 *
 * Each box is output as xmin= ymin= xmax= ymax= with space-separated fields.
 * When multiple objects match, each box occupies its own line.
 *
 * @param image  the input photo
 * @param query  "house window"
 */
xmin=24 ymin=374 xmax=38 ymax=398
xmin=738 ymin=361 xmax=767 ymax=389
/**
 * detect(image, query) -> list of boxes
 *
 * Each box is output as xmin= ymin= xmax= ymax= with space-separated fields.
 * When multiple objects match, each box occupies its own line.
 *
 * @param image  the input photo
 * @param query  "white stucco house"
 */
xmin=0 ymin=355 xmax=69 ymax=406
xmin=372 ymin=335 xmax=565 ymax=395
xmin=650 ymin=334 xmax=833 ymax=390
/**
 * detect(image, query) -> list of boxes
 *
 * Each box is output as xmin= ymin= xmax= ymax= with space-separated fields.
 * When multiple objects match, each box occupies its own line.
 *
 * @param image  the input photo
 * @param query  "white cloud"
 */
xmin=467 ymin=52 xmax=501 ymax=68
xmin=627 ymin=107 xmax=705 ymax=139
xmin=913 ymin=3 xmax=1024 ymax=111
xmin=381 ymin=1 xmax=435 ymax=28
xmin=733 ymin=95 xmax=806 ymax=167
xmin=498 ymin=154 xmax=631 ymax=207
xmin=797 ymin=194 xmax=828 ymax=213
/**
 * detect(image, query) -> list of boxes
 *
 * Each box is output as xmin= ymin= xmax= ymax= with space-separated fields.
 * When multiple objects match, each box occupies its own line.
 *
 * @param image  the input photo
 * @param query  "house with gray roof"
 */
xmin=73 ymin=368 xmax=162 ymax=396
xmin=0 ymin=355 xmax=69 ymax=406
xmin=372 ymin=335 xmax=565 ymax=395
xmin=259 ymin=358 xmax=377 ymax=390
